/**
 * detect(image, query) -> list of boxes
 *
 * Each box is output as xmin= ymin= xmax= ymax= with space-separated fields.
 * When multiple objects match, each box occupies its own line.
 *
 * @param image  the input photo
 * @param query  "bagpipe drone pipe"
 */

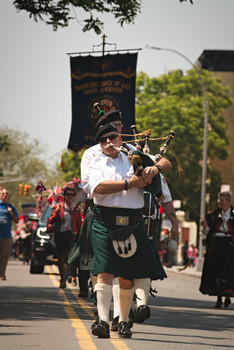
xmin=125 ymin=125 xmax=176 ymax=203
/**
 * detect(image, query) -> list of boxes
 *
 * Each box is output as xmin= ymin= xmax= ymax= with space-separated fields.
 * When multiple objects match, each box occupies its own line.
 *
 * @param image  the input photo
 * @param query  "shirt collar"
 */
xmin=101 ymin=149 xmax=124 ymax=162
xmin=222 ymin=207 xmax=231 ymax=219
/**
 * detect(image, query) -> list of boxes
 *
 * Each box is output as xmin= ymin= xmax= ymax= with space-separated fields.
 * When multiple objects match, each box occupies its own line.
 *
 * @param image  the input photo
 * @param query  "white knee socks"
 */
xmin=94 ymin=283 xmax=112 ymax=324
xmin=119 ymin=286 xmax=135 ymax=323
xmin=112 ymin=277 xmax=120 ymax=318
xmin=134 ymin=278 xmax=151 ymax=308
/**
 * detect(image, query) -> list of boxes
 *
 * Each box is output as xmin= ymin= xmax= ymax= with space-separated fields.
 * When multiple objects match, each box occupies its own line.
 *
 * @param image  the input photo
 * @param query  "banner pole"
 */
xmin=102 ymin=34 xmax=107 ymax=56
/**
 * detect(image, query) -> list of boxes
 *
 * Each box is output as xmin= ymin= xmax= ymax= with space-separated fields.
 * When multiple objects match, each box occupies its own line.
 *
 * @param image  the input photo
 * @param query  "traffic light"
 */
xmin=18 ymin=184 xmax=24 ymax=195
xmin=24 ymin=184 xmax=31 ymax=196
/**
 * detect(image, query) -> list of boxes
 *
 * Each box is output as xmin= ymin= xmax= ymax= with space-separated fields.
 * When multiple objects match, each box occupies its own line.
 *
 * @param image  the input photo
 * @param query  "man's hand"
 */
xmin=161 ymin=201 xmax=179 ymax=241
xmin=7 ymin=206 xmax=13 ymax=215
xmin=129 ymin=173 xmax=148 ymax=189
xmin=141 ymin=166 xmax=159 ymax=184
xmin=171 ymin=224 xmax=179 ymax=241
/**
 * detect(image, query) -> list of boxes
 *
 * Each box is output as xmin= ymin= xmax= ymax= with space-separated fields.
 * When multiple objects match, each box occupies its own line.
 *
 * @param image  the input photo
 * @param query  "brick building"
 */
xmin=196 ymin=50 xmax=234 ymax=197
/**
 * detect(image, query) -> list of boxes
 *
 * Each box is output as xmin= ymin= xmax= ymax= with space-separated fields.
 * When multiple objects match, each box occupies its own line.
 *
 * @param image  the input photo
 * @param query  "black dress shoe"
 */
xmin=118 ymin=321 xmax=132 ymax=338
xmin=224 ymin=297 xmax=231 ymax=308
xmin=214 ymin=301 xmax=222 ymax=308
xmin=59 ymin=281 xmax=66 ymax=289
xmin=79 ymin=291 xmax=88 ymax=298
xmin=111 ymin=315 xmax=133 ymax=332
xmin=134 ymin=305 xmax=150 ymax=323
xmin=91 ymin=320 xmax=110 ymax=338
xmin=111 ymin=316 xmax=119 ymax=331
xmin=91 ymin=317 xmax=99 ymax=330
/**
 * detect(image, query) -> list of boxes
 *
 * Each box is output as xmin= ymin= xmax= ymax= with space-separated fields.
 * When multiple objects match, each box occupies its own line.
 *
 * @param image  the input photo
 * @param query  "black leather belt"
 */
xmin=94 ymin=212 xmax=143 ymax=226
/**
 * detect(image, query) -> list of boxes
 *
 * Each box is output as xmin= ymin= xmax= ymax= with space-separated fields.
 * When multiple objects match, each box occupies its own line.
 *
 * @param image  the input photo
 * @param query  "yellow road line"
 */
xmin=46 ymin=266 xmax=131 ymax=350
xmin=47 ymin=266 xmax=98 ymax=350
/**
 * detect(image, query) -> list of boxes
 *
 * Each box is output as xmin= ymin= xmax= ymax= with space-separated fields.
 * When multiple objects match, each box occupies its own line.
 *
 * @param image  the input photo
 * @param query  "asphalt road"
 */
xmin=0 ymin=259 xmax=234 ymax=350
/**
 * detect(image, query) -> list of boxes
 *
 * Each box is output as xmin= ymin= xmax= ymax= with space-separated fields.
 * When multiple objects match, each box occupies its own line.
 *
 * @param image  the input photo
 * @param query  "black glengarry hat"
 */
xmin=96 ymin=110 xmax=121 ymax=129
xmin=95 ymin=122 xmax=118 ymax=142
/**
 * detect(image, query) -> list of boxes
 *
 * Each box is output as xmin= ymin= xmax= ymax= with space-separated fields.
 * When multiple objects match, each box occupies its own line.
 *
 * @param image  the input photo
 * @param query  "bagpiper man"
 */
xmin=85 ymin=121 xmax=171 ymax=339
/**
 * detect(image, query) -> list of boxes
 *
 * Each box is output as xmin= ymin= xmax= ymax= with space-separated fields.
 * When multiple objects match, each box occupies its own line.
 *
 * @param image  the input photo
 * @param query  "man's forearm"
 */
xmin=162 ymin=201 xmax=178 ymax=229
xmin=94 ymin=174 xmax=148 ymax=194
xmin=11 ymin=213 xmax=19 ymax=223
xmin=94 ymin=180 xmax=126 ymax=194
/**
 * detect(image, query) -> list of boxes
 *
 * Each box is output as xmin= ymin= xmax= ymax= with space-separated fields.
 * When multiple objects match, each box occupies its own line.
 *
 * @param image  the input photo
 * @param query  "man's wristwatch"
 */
xmin=155 ymin=164 xmax=162 ymax=173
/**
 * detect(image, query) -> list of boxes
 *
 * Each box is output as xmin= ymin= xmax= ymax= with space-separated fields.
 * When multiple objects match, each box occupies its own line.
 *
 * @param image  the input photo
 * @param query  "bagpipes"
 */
xmin=122 ymin=125 xmax=176 ymax=199
xmin=121 ymin=126 xmax=185 ymax=182
xmin=93 ymin=103 xmax=183 ymax=200
xmin=122 ymin=127 xmax=177 ymax=238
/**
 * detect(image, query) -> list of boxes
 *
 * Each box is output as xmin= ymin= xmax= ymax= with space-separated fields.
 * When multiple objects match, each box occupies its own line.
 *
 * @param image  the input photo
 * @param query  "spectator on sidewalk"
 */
xmin=0 ymin=188 xmax=19 ymax=280
xmin=187 ymin=244 xmax=198 ymax=267
xmin=200 ymin=191 xmax=234 ymax=308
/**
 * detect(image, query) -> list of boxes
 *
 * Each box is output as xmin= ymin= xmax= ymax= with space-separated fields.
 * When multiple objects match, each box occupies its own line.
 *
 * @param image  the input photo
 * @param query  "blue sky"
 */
xmin=1 ymin=0 xmax=233 ymax=164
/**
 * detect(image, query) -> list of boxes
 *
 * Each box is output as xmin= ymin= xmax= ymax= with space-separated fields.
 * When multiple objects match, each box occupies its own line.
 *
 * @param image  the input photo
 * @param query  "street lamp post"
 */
xmin=145 ymin=46 xmax=208 ymax=271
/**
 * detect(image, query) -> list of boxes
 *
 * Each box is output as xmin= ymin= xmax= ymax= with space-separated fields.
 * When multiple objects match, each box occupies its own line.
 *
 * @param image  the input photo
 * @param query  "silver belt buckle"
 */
xmin=116 ymin=216 xmax=129 ymax=226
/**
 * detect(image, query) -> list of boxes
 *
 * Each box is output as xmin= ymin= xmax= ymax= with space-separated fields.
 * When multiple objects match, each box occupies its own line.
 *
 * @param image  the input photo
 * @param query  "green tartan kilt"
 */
xmin=91 ymin=206 xmax=166 ymax=281
xmin=149 ymin=235 xmax=167 ymax=279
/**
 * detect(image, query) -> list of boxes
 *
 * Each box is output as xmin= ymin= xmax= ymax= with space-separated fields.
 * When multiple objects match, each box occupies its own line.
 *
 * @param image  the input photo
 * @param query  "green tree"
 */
xmin=13 ymin=0 xmax=193 ymax=34
xmin=0 ymin=127 xmax=55 ymax=213
xmin=135 ymin=70 xmax=233 ymax=217
xmin=59 ymin=150 xmax=84 ymax=183
xmin=0 ymin=134 xmax=9 ymax=152
xmin=0 ymin=134 xmax=10 ymax=176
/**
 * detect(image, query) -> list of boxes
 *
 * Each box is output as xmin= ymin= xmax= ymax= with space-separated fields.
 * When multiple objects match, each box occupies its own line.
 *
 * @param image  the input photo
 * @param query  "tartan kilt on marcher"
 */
xmin=91 ymin=205 xmax=166 ymax=281
xmin=149 ymin=235 xmax=167 ymax=280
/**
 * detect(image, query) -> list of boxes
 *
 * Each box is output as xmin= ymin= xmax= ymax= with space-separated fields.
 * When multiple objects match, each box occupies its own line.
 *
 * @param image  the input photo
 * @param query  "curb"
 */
xmin=164 ymin=265 xmax=202 ymax=278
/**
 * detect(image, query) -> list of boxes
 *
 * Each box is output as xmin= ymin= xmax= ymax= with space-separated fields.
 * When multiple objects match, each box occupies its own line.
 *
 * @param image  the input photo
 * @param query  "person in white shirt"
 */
xmin=85 ymin=121 xmax=171 ymax=339
xmin=200 ymin=191 xmax=234 ymax=308
xmin=81 ymin=110 xmax=178 ymax=328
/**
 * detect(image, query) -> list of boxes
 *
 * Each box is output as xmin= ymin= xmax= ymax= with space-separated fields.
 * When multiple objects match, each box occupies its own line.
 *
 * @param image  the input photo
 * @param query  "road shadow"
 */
xmin=0 ymin=285 xmax=86 ymax=323
xmin=143 ymin=294 xmax=234 ymax=333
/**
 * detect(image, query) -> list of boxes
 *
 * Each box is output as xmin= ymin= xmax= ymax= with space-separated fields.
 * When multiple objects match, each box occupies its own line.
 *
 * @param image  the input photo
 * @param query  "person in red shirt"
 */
xmin=47 ymin=183 xmax=83 ymax=289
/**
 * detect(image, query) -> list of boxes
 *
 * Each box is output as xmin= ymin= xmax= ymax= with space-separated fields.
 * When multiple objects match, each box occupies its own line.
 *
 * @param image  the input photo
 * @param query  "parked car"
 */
xmin=30 ymin=204 xmax=58 ymax=274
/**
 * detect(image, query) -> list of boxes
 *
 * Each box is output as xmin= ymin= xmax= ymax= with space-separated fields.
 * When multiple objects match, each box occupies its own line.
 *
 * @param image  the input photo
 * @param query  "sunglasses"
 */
xmin=99 ymin=134 xmax=118 ymax=143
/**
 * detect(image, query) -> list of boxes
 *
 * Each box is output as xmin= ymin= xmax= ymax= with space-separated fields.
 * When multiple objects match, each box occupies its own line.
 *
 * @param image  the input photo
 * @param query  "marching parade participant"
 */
xmin=47 ymin=181 xmax=84 ymax=289
xmin=81 ymin=108 xmax=178 ymax=329
xmin=84 ymin=121 xmax=171 ymax=339
xmin=200 ymin=190 xmax=234 ymax=308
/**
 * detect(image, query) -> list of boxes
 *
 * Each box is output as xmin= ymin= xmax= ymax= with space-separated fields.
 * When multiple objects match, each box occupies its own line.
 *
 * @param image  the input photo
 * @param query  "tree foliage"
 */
xmin=0 ymin=134 xmax=10 ymax=176
xmin=13 ymin=0 xmax=193 ymax=34
xmin=135 ymin=70 xmax=233 ymax=217
xmin=59 ymin=150 xmax=84 ymax=183
xmin=0 ymin=127 xmax=56 ymax=213
xmin=13 ymin=0 xmax=141 ymax=33
xmin=0 ymin=134 xmax=9 ymax=152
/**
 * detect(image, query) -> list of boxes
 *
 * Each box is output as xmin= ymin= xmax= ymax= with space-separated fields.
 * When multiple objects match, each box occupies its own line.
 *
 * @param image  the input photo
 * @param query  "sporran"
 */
xmin=108 ymin=226 xmax=137 ymax=259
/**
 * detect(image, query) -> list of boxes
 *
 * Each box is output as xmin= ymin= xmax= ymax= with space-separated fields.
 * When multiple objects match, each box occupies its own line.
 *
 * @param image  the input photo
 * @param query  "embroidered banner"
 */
xmin=67 ymin=53 xmax=138 ymax=152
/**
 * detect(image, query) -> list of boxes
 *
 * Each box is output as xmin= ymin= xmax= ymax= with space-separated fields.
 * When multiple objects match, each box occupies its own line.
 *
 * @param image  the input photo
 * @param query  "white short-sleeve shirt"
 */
xmin=81 ymin=143 xmax=172 ymax=206
xmin=88 ymin=150 xmax=144 ymax=208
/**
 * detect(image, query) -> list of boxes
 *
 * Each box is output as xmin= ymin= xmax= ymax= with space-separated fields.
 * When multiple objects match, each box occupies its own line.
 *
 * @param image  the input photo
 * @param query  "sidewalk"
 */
xmin=164 ymin=264 xmax=202 ymax=278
